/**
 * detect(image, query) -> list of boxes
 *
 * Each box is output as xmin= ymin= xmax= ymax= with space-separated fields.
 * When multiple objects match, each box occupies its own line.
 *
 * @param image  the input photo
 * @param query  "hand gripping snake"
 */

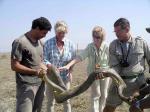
xmin=41 ymin=66 xmax=130 ymax=104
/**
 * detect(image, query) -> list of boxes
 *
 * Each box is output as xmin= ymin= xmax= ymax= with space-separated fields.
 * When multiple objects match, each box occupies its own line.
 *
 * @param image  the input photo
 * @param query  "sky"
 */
xmin=0 ymin=0 xmax=150 ymax=52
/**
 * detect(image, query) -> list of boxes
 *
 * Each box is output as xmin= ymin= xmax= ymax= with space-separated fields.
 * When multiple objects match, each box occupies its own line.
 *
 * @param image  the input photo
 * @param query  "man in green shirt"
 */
xmin=129 ymin=27 xmax=150 ymax=112
xmin=104 ymin=18 xmax=150 ymax=112
xmin=11 ymin=17 xmax=51 ymax=112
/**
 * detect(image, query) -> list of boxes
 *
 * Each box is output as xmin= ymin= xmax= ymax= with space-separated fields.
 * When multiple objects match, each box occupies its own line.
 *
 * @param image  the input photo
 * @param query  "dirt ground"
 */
xmin=0 ymin=53 xmax=150 ymax=112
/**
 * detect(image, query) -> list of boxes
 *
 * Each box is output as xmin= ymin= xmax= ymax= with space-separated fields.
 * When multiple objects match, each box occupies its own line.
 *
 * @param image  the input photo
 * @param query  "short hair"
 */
xmin=92 ymin=26 xmax=106 ymax=41
xmin=32 ymin=17 xmax=52 ymax=31
xmin=114 ymin=18 xmax=130 ymax=29
xmin=54 ymin=21 xmax=68 ymax=33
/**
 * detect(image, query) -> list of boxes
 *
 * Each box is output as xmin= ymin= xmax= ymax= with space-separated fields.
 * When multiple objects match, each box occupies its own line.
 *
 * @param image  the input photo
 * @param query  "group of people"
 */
xmin=11 ymin=17 xmax=150 ymax=112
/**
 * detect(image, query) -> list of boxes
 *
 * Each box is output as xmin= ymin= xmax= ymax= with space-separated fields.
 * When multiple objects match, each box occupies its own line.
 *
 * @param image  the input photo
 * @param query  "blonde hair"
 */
xmin=54 ymin=21 xmax=68 ymax=33
xmin=92 ymin=26 xmax=106 ymax=41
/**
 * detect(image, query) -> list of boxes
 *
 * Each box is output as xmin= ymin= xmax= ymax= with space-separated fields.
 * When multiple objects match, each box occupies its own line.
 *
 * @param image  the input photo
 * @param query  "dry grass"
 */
xmin=0 ymin=53 xmax=149 ymax=112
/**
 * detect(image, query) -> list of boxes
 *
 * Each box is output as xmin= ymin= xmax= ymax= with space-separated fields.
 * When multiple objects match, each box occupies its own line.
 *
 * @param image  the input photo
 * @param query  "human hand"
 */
xmin=95 ymin=72 xmax=105 ymax=80
xmin=47 ymin=64 xmax=52 ymax=69
xmin=39 ymin=63 xmax=47 ymax=70
xmin=36 ymin=63 xmax=47 ymax=78
xmin=129 ymin=92 xmax=140 ymax=103
xmin=36 ymin=68 xmax=47 ymax=78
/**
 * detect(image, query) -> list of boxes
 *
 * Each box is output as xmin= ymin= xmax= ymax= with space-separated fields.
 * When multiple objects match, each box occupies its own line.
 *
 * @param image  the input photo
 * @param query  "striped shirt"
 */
xmin=78 ymin=42 xmax=109 ymax=75
xmin=44 ymin=37 xmax=76 ymax=80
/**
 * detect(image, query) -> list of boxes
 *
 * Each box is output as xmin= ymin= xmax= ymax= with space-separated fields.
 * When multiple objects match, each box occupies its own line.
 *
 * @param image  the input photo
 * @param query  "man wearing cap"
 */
xmin=104 ymin=18 xmax=150 ymax=112
xmin=44 ymin=20 xmax=76 ymax=112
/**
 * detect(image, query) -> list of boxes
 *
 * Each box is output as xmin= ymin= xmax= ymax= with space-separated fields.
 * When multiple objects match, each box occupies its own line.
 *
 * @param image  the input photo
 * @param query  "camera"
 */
xmin=120 ymin=59 xmax=130 ymax=67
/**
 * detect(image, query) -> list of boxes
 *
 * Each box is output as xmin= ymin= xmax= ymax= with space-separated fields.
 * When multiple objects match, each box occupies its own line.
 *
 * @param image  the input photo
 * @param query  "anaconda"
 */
xmin=42 ymin=66 xmax=130 ymax=104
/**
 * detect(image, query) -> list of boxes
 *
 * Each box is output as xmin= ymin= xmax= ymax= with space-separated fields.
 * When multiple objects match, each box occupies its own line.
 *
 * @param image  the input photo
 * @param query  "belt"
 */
xmin=121 ymin=73 xmax=144 ymax=79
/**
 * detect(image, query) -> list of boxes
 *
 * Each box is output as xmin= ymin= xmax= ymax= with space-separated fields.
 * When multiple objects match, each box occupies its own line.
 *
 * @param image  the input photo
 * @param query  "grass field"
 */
xmin=0 ymin=53 xmax=149 ymax=112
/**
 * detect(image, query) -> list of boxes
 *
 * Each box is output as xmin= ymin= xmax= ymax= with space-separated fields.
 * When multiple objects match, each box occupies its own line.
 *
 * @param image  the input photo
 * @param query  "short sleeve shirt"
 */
xmin=11 ymin=34 xmax=43 ymax=85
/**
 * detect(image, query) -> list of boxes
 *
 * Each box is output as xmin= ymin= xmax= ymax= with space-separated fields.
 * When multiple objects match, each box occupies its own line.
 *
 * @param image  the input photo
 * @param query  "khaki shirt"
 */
xmin=109 ymin=36 xmax=150 ymax=76
xmin=78 ymin=42 xmax=109 ymax=75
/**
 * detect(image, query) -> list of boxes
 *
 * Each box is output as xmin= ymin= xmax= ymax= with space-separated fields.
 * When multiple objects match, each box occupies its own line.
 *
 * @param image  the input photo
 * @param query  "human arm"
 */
xmin=11 ymin=59 xmax=38 ymax=75
xmin=59 ymin=44 xmax=90 ymax=71
xmin=11 ymin=39 xmax=45 ymax=76
xmin=59 ymin=57 xmax=81 ymax=71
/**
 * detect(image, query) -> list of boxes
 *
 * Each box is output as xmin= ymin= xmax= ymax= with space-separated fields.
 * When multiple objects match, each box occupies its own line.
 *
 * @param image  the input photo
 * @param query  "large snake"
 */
xmin=42 ymin=66 xmax=130 ymax=104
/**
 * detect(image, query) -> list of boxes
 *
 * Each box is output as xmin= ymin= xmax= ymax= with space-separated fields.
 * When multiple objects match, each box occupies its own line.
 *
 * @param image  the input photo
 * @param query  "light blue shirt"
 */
xmin=44 ymin=37 xmax=76 ymax=80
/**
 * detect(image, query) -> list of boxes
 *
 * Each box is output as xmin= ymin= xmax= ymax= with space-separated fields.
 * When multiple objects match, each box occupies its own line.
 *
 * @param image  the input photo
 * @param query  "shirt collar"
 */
xmin=127 ymin=36 xmax=132 ymax=43
xmin=92 ymin=41 xmax=105 ymax=51
xmin=54 ymin=36 xmax=67 ymax=43
xmin=118 ymin=36 xmax=133 ymax=44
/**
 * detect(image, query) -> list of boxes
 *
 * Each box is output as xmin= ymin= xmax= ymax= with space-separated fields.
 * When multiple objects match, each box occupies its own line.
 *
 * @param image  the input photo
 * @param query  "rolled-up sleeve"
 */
xmin=11 ymin=39 xmax=22 ymax=61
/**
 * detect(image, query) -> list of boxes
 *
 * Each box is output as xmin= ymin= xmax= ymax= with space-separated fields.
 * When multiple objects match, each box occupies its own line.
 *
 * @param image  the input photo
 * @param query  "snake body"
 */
xmin=43 ymin=66 xmax=130 ymax=104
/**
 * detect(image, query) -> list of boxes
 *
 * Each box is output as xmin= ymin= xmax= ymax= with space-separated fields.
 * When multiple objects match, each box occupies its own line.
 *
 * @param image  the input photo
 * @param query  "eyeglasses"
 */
xmin=114 ymin=29 xmax=124 ymax=33
xmin=93 ymin=36 xmax=101 ymax=39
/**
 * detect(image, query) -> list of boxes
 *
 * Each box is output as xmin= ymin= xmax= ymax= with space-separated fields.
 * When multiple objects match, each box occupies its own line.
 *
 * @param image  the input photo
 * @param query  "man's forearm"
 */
xmin=11 ymin=59 xmax=37 ymax=75
xmin=67 ymin=58 xmax=81 ymax=68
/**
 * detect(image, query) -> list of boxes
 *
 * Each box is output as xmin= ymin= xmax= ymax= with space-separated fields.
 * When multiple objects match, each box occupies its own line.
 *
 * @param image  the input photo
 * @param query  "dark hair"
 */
xmin=32 ymin=17 xmax=52 ymax=31
xmin=114 ymin=18 xmax=130 ymax=29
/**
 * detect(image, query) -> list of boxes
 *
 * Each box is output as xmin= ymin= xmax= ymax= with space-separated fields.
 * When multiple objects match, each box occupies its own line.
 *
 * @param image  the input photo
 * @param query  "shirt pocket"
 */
xmin=115 ymin=50 xmax=123 ymax=61
xmin=48 ymin=50 xmax=58 ymax=63
xmin=131 ymin=48 xmax=144 ymax=63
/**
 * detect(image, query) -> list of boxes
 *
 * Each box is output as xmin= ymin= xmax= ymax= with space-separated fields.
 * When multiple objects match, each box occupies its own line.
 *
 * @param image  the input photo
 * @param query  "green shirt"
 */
xmin=78 ymin=42 xmax=109 ymax=75
xmin=109 ymin=36 xmax=150 ymax=76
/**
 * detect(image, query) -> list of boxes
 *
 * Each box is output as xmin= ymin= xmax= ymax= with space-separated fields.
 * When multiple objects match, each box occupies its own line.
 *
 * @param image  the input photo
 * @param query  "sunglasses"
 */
xmin=93 ymin=36 xmax=101 ymax=39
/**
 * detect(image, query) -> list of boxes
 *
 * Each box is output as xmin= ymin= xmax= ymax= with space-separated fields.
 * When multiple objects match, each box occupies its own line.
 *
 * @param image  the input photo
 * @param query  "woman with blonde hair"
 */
xmin=44 ymin=21 xmax=76 ymax=112
xmin=59 ymin=26 xmax=110 ymax=112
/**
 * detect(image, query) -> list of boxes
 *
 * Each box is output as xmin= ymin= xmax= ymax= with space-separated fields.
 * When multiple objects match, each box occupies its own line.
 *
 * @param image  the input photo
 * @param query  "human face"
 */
xmin=93 ymin=34 xmax=102 ymax=48
xmin=36 ymin=29 xmax=49 ymax=40
xmin=114 ymin=26 xmax=128 ymax=42
xmin=56 ymin=31 xmax=66 ymax=41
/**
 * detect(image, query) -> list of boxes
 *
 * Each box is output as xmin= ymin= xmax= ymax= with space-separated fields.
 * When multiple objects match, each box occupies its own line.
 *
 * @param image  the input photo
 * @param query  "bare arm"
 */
xmin=59 ymin=57 xmax=81 ymax=71
xmin=11 ymin=59 xmax=38 ymax=75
